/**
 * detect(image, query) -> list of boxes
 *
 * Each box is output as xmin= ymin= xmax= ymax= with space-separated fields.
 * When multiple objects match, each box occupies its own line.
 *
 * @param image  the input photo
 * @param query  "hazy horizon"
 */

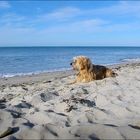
xmin=0 ymin=46 xmax=140 ymax=48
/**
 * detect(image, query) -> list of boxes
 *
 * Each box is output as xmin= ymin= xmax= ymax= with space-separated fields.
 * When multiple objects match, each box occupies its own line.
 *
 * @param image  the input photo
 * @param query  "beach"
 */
xmin=0 ymin=62 xmax=140 ymax=139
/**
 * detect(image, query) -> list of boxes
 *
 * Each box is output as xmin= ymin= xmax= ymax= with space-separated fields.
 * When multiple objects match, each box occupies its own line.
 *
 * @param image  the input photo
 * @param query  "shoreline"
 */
xmin=0 ymin=61 xmax=140 ymax=86
xmin=0 ymin=70 xmax=74 ymax=86
xmin=1 ymin=58 xmax=140 ymax=78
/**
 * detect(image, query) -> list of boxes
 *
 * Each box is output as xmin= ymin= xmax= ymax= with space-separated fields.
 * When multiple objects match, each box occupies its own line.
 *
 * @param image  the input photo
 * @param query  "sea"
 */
xmin=0 ymin=47 xmax=140 ymax=78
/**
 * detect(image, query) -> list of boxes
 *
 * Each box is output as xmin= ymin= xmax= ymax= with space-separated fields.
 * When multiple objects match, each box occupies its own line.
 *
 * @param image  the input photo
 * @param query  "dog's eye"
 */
xmin=74 ymin=60 xmax=77 ymax=63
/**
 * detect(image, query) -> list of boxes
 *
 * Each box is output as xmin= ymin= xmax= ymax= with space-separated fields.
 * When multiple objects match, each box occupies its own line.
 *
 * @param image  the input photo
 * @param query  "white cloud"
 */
xmin=1 ymin=1 xmax=140 ymax=29
xmin=57 ymin=1 xmax=140 ymax=32
xmin=0 ymin=20 xmax=140 ymax=46
xmin=39 ymin=1 xmax=140 ymax=22
xmin=1 ymin=13 xmax=25 ymax=22
xmin=0 ymin=1 xmax=10 ymax=8
xmin=38 ymin=18 xmax=107 ymax=34
xmin=40 ymin=19 xmax=140 ymax=35
xmin=32 ymin=1 xmax=140 ymax=26
xmin=0 ymin=13 xmax=31 ymax=28
xmin=38 ymin=7 xmax=81 ymax=22
xmin=86 ymin=1 xmax=140 ymax=18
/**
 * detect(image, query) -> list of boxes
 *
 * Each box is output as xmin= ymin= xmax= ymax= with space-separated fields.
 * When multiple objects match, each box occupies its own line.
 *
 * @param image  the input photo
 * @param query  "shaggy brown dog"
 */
xmin=70 ymin=56 xmax=117 ymax=83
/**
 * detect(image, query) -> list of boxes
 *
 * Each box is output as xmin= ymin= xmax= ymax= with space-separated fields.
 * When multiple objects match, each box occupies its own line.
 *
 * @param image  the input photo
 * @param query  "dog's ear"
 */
xmin=79 ymin=57 xmax=92 ymax=71
xmin=79 ymin=57 xmax=87 ymax=70
xmin=86 ymin=58 xmax=93 ymax=71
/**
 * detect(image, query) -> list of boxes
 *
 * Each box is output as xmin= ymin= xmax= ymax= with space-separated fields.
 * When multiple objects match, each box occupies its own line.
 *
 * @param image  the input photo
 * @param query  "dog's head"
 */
xmin=70 ymin=56 xmax=93 ymax=71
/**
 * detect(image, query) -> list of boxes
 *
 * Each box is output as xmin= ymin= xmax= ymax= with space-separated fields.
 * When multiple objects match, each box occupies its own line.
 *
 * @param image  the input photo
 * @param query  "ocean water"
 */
xmin=0 ymin=47 xmax=140 ymax=77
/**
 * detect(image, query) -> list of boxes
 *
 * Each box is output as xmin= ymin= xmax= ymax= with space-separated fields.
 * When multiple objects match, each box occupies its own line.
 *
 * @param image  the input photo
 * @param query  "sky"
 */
xmin=0 ymin=1 xmax=140 ymax=46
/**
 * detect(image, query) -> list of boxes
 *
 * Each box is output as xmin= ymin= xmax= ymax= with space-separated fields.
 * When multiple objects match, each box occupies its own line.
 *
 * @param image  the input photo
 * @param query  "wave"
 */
xmin=98 ymin=58 xmax=140 ymax=67
xmin=0 ymin=68 xmax=72 ymax=78
xmin=121 ymin=58 xmax=140 ymax=63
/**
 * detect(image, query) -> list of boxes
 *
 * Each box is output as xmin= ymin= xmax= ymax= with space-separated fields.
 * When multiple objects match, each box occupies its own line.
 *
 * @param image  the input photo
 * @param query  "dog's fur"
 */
xmin=70 ymin=56 xmax=117 ymax=83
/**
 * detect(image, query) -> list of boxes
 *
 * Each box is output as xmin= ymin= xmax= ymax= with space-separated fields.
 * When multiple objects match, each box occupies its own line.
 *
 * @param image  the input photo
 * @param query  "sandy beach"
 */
xmin=0 ymin=62 xmax=140 ymax=139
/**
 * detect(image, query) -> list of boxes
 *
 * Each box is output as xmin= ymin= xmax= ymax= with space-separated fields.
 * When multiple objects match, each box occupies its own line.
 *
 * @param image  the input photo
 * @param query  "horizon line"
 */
xmin=0 ymin=45 xmax=140 ymax=47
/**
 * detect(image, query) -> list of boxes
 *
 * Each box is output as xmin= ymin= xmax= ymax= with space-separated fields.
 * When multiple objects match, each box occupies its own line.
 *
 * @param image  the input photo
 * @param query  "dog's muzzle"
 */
xmin=70 ymin=62 xmax=73 ymax=65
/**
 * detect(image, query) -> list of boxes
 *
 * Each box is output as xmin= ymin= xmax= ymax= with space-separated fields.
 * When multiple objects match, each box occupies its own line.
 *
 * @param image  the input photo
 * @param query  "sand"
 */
xmin=0 ymin=62 xmax=140 ymax=139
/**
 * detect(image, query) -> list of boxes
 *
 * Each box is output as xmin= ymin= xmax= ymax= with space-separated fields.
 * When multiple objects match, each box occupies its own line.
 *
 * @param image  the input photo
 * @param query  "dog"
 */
xmin=70 ymin=56 xmax=117 ymax=83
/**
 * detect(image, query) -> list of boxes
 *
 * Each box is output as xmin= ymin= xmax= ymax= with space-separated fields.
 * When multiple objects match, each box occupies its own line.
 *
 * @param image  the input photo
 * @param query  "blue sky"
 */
xmin=0 ymin=1 xmax=140 ymax=46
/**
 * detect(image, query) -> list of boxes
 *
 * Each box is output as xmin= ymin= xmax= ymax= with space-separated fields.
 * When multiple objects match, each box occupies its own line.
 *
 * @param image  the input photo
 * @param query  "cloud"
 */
xmin=37 ymin=5 xmax=138 ymax=34
xmin=0 ymin=13 xmax=33 ymax=28
xmin=1 ymin=1 xmax=140 ymax=28
xmin=41 ymin=18 xmax=108 ymax=34
xmin=0 ymin=20 xmax=140 ymax=46
xmin=0 ymin=13 xmax=25 ymax=23
xmin=0 ymin=1 xmax=10 ymax=8
xmin=38 ymin=7 xmax=81 ymax=22
xmin=32 ymin=1 xmax=140 ymax=27
xmin=0 ymin=26 xmax=37 ymax=45
xmin=39 ymin=1 xmax=140 ymax=22
xmin=85 ymin=1 xmax=140 ymax=18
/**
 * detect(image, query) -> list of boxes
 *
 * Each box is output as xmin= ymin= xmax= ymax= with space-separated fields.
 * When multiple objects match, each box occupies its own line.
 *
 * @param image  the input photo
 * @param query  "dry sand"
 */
xmin=0 ymin=62 xmax=140 ymax=139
